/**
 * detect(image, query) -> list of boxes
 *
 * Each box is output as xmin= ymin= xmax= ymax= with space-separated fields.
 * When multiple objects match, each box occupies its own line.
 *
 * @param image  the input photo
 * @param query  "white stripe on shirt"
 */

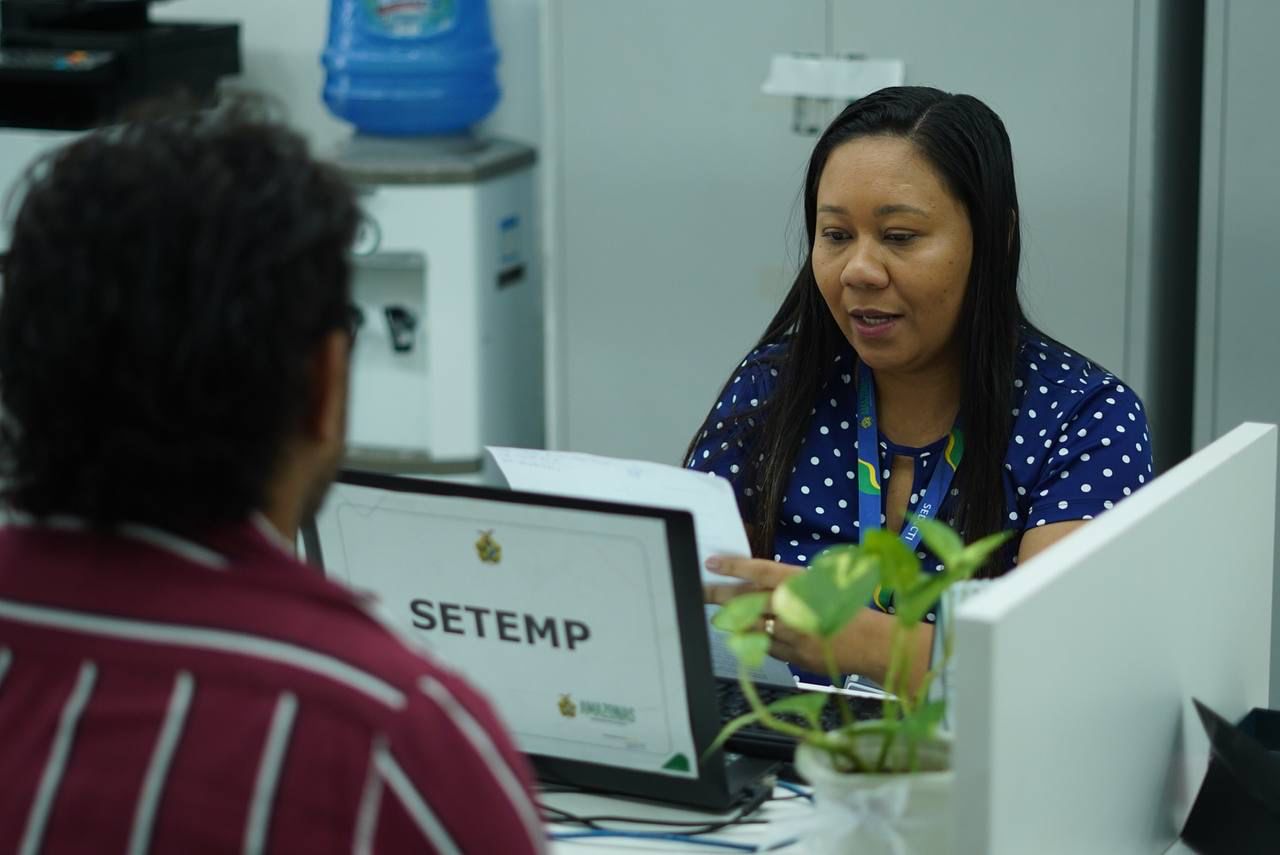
xmin=19 ymin=660 xmax=98 ymax=855
xmin=248 ymin=513 xmax=296 ymax=558
xmin=2 ymin=514 xmax=86 ymax=532
xmin=352 ymin=739 xmax=385 ymax=855
xmin=0 ymin=598 xmax=404 ymax=710
xmin=243 ymin=692 xmax=298 ymax=855
xmin=375 ymin=746 xmax=461 ymax=855
xmin=115 ymin=524 xmax=229 ymax=571
xmin=127 ymin=671 xmax=195 ymax=855
xmin=1 ymin=517 xmax=227 ymax=570
xmin=0 ymin=646 xmax=12 ymax=690
xmin=417 ymin=676 xmax=545 ymax=853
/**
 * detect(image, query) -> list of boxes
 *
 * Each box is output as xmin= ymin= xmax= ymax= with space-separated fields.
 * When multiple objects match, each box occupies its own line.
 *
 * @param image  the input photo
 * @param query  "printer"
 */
xmin=0 ymin=0 xmax=240 ymax=130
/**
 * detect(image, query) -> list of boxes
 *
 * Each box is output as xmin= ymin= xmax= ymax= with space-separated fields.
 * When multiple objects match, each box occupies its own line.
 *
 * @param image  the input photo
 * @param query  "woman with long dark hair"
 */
xmin=691 ymin=87 xmax=1152 ymax=687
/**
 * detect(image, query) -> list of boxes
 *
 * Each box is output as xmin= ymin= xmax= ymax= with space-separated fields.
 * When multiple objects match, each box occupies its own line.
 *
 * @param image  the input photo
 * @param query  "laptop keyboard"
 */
xmin=715 ymin=677 xmax=882 ymax=760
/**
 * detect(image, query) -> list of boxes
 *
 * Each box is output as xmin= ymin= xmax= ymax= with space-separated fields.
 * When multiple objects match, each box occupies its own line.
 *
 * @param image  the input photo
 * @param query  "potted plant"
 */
xmin=709 ymin=517 xmax=1010 ymax=855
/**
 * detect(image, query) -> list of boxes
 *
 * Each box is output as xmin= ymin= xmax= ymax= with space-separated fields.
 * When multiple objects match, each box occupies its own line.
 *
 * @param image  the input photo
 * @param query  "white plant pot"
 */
xmin=794 ymin=738 xmax=954 ymax=855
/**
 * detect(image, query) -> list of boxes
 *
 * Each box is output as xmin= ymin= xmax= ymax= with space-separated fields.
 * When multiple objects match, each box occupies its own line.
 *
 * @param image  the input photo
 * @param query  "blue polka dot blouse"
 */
xmin=688 ymin=332 xmax=1154 ymax=615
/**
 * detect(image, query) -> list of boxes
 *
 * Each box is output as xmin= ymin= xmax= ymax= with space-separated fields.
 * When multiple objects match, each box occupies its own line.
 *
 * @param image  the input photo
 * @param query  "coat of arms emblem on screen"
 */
xmin=475 ymin=529 xmax=502 ymax=564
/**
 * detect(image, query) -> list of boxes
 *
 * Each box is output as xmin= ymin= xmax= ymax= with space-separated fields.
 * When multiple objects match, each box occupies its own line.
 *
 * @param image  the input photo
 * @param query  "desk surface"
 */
xmin=544 ymin=784 xmax=812 ymax=853
xmin=542 ymin=785 xmax=1201 ymax=854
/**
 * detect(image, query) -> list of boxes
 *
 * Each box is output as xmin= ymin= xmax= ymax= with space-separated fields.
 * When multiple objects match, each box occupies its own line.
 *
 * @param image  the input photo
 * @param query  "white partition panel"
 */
xmin=954 ymin=423 xmax=1275 ymax=854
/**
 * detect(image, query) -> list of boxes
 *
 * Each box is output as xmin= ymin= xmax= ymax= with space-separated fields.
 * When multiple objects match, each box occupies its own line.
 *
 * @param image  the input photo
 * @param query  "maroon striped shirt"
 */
xmin=0 ymin=517 xmax=546 ymax=854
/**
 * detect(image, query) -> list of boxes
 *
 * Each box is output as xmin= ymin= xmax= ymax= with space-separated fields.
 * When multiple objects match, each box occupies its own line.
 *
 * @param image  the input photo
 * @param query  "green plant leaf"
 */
xmin=912 ymin=516 xmax=964 ymax=566
xmin=710 ymin=591 xmax=771 ymax=634
xmin=773 ymin=553 xmax=879 ymax=639
xmin=812 ymin=544 xmax=866 ymax=586
xmin=765 ymin=691 xmax=830 ymax=728
xmin=955 ymin=529 xmax=1016 ymax=576
xmin=840 ymin=718 xmax=900 ymax=738
xmin=771 ymin=582 xmax=820 ymax=635
xmin=862 ymin=529 xmax=921 ymax=592
xmin=811 ymin=546 xmax=881 ymax=609
xmin=895 ymin=572 xmax=953 ymax=625
xmin=900 ymin=699 xmax=947 ymax=743
xmin=703 ymin=709 xmax=764 ymax=760
xmin=894 ymin=528 xmax=1011 ymax=626
xmin=726 ymin=632 xmax=771 ymax=669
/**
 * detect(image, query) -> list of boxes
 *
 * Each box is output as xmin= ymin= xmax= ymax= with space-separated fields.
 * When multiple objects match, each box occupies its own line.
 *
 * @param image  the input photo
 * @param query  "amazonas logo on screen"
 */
xmin=409 ymin=600 xmax=593 ymax=650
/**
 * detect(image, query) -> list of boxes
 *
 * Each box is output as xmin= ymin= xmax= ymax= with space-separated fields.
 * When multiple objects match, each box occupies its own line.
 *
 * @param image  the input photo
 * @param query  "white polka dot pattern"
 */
xmin=687 ymin=337 xmax=1154 ymax=623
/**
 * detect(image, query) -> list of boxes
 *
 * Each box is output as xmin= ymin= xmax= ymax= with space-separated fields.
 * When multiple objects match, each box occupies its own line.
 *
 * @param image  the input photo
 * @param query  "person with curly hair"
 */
xmin=0 ymin=104 xmax=544 ymax=854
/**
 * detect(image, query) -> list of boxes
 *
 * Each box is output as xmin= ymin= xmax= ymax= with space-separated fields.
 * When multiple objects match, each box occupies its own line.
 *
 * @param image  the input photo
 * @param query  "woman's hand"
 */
xmin=702 ymin=555 xmax=827 ymax=672
xmin=702 ymin=554 xmax=933 ymax=685
xmin=702 ymin=555 xmax=802 ymax=605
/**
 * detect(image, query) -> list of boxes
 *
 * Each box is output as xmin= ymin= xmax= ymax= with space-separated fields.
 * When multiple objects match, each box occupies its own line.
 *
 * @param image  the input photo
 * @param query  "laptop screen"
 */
xmin=308 ymin=470 xmax=744 ymax=801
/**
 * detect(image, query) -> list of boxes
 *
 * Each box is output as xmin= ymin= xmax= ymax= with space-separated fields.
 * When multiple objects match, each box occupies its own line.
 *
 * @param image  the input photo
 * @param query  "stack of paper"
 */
xmin=486 ymin=446 xmax=797 ymax=686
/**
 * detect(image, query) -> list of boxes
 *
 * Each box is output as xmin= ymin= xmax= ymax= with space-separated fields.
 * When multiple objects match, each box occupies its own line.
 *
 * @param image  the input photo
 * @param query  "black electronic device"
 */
xmin=0 ymin=0 xmax=240 ymax=129
xmin=716 ymin=676 xmax=883 ymax=761
xmin=302 ymin=469 xmax=780 ymax=812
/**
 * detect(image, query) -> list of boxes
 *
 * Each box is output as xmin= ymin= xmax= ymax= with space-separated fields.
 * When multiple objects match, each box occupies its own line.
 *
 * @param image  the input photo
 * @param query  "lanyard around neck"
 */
xmin=854 ymin=361 xmax=964 ymax=550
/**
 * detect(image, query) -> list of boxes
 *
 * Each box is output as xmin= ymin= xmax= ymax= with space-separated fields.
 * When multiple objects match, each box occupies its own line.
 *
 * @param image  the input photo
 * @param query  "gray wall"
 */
xmin=549 ymin=0 xmax=1201 ymax=471
xmin=830 ymin=0 xmax=1201 ymax=471
xmin=1194 ymin=0 xmax=1280 ymax=706
xmin=832 ymin=1 xmax=1136 ymax=373
xmin=545 ymin=0 xmax=826 ymax=464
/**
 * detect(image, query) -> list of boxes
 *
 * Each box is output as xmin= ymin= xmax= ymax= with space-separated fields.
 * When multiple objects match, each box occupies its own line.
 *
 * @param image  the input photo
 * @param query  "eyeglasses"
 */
xmin=345 ymin=303 xmax=364 ymax=344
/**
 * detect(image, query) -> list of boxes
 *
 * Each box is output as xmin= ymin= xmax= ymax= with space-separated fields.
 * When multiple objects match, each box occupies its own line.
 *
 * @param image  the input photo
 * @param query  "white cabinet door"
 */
xmin=549 ymin=0 xmax=826 ymax=462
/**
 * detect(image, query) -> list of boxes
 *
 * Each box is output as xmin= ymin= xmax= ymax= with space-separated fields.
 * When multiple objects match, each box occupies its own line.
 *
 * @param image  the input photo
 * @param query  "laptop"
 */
xmin=303 ymin=469 xmax=791 ymax=811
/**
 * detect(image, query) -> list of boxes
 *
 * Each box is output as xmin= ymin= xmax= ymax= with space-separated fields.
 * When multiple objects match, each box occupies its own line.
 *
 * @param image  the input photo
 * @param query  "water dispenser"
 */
xmin=322 ymin=0 xmax=542 ymax=478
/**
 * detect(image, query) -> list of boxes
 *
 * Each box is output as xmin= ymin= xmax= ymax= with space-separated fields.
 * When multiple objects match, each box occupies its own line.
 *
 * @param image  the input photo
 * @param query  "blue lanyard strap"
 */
xmin=854 ymin=361 xmax=964 ymax=551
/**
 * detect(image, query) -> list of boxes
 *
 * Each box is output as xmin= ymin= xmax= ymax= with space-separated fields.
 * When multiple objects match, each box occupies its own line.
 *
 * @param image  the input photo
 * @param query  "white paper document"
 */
xmin=486 ymin=446 xmax=750 ymax=581
xmin=487 ymin=446 xmax=797 ymax=686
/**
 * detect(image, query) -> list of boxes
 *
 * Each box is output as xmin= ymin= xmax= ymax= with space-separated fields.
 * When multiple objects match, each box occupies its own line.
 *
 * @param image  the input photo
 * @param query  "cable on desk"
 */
xmin=538 ymin=799 xmax=767 ymax=836
xmin=537 ymin=776 xmax=773 ymax=836
xmin=773 ymin=780 xmax=813 ymax=802
xmin=535 ymin=784 xmax=584 ymax=796
xmin=547 ymin=829 xmax=762 ymax=851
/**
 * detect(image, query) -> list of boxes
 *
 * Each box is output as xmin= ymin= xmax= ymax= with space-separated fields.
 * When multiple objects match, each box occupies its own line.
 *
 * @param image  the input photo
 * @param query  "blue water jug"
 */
xmin=322 ymin=0 xmax=500 ymax=136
